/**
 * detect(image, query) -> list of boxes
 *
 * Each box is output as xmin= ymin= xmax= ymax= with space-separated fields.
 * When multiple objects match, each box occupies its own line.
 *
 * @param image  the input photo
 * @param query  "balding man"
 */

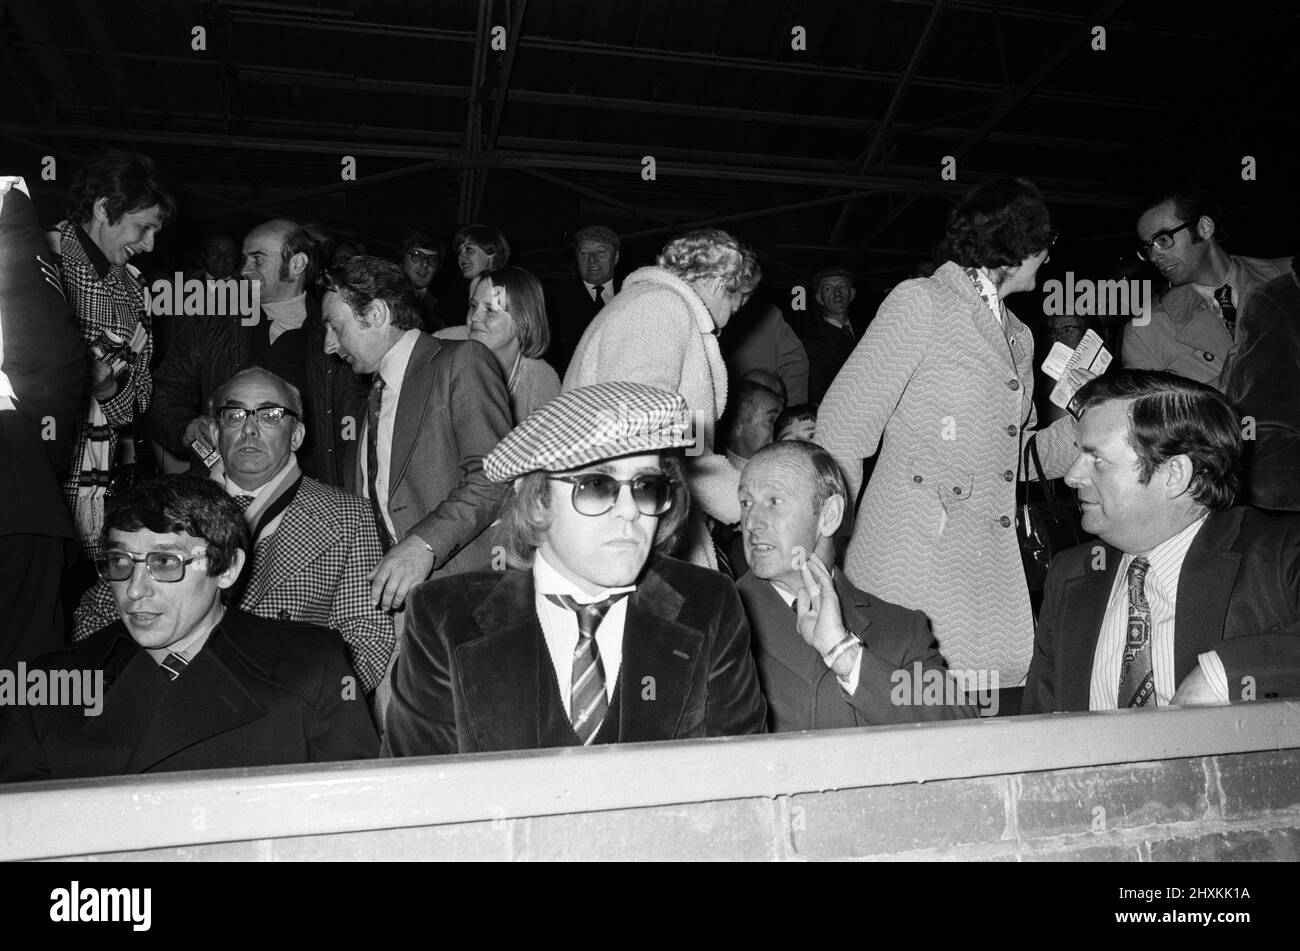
xmin=148 ymin=218 xmax=366 ymax=487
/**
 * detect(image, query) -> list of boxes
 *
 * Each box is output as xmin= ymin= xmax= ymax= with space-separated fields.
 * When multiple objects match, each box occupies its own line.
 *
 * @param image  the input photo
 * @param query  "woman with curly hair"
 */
xmin=564 ymin=227 xmax=761 ymax=567
xmin=818 ymin=177 xmax=1077 ymax=690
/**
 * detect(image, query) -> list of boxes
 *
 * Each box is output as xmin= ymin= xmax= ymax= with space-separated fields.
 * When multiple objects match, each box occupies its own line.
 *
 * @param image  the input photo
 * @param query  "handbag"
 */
xmin=1016 ymin=434 xmax=1087 ymax=592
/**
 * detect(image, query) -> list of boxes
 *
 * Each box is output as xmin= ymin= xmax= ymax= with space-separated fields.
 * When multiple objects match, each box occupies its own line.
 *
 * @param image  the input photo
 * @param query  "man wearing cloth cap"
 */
xmin=382 ymin=381 xmax=767 ymax=755
xmin=546 ymin=224 xmax=621 ymax=377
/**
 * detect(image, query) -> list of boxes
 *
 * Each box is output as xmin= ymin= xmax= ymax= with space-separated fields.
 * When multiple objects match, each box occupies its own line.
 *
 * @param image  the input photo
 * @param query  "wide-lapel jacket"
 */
xmin=72 ymin=476 xmax=394 ymax=694
xmin=349 ymin=333 xmax=512 ymax=576
xmin=1023 ymin=506 xmax=1300 ymax=713
xmin=0 ymin=608 xmax=379 ymax=782
xmin=382 ymin=556 xmax=768 ymax=755
xmin=737 ymin=571 xmax=976 ymax=731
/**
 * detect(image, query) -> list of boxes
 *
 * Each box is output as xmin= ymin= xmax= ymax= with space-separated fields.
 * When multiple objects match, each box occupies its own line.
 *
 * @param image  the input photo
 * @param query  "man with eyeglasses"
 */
xmin=397 ymin=226 xmax=444 ymax=334
xmin=0 ymin=476 xmax=379 ymax=782
xmin=148 ymin=218 xmax=367 ymax=487
xmin=381 ymin=381 xmax=767 ymax=755
xmin=74 ymin=368 xmax=395 ymax=696
xmin=1123 ymin=192 xmax=1289 ymax=386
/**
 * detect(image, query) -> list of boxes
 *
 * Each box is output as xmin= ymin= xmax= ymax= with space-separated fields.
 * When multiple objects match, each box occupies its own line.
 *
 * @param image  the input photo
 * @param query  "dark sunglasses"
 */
xmin=547 ymin=473 xmax=676 ymax=517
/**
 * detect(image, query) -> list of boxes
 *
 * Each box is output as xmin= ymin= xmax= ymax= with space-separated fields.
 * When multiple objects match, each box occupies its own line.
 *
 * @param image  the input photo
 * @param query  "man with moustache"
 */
xmin=75 ymin=368 xmax=394 ymax=694
xmin=0 ymin=476 xmax=378 ymax=782
xmin=148 ymin=218 xmax=365 ymax=486
xmin=1124 ymin=193 xmax=1289 ymax=386
xmin=382 ymin=382 xmax=767 ymax=755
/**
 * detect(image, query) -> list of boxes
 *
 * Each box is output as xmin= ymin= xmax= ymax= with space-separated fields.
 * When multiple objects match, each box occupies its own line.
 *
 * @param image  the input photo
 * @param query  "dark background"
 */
xmin=2 ymin=0 xmax=1296 ymax=326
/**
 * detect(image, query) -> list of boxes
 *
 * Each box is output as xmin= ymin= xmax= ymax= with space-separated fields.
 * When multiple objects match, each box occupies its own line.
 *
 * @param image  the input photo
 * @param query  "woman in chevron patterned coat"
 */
xmin=819 ymin=178 xmax=1076 ymax=688
xmin=58 ymin=149 xmax=175 ymax=561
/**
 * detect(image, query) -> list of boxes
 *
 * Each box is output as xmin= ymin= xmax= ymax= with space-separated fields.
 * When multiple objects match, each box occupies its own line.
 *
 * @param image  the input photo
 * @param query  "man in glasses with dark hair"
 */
xmin=0 ymin=475 xmax=378 ymax=782
xmin=397 ymin=226 xmax=445 ymax=333
xmin=1124 ymin=192 xmax=1288 ymax=386
xmin=382 ymin=381 xmax=767 ymax=755
xmin=74 ymin=368 xmax=394 ymax=696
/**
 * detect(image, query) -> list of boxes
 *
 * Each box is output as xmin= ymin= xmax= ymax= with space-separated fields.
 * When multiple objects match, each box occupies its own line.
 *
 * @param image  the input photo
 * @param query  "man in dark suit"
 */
xmin=0 ymin=476 xmax=378 ymax=782
xmin=736 ymin=440 xmax=977 ymax=730
xmin=321 ymin=256 xmax=512 ymax=613
xmin=0 ymin=176 xmax=88 ymax=669
xmin=382 ymin=381 xmax=768 ymax=755
xmin=1024 ymin=370 xmax=1300 ymax=714
xmin=148 ymin=218 xmax=365 ymax=487
xmin=546 ymin=224 xmax=621 ymax=377
xmin=800 ymin=267 xmax=860 ymax=404
xmin=75 ymin=368 xmax=394 ymax=694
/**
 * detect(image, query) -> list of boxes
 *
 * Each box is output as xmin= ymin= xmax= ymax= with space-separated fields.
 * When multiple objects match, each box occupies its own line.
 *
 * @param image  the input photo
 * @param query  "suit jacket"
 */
xmin=723 ymin=299 xmax=810 ymax=404
xmin=0 ymin=179 xmax=87 ymax=539
xmin=348 ymin=333 xmax=512 ymax=575
xmin=382 ymin=556 xmax=768 ymax=755
xmin=801 ymin=314 xmax=857 ymax=405
xmin=546 ymin=274 xmax=620 ymax=378
xmin=0 ymin=608 xmax=379 ymax=782
xmin=737 ymin=571 xmax=976 ymax=730
xmin=147 ymin=297 xmax=366 ymax=486
xmin=818 ymin=261 xmax=1077 ymax=686
xmin=1123 ymin=254 xmax=1289 ymax=387
xmin=1023 ymin=507 xmax=1300 ymax=714
xmin=73 ymin=474 xmax=395 ymax=692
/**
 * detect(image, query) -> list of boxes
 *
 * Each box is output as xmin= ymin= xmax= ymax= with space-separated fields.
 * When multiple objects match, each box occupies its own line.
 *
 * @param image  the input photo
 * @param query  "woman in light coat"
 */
xmin=564 ymin=228 xmax=761 ymax=567
xmin=819 ymin=178 xmax=1076 ymax=687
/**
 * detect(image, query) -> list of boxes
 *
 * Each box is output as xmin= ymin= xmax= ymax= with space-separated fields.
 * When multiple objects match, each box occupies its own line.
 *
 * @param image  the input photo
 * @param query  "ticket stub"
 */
xmin=1049 ymin=331 xmax=1113 ymax=409
xmin=190 ymin=436 xmax=222 ymax=471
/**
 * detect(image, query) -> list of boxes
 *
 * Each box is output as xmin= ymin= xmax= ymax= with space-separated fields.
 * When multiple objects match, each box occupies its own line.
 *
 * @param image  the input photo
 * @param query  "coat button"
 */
xmin=277 ymin=609 xmax=290 ymax=620
xmin=1004 ymin=470 xmax=1014 ymax=481
xmin=1204 ymin=352 xmax=1215 ymax=362
xmin=913 ymin=475 xmax=923 ymax=483
xmin=999 ymin=516 xmax=1011 ymax=527
xmin=952 ymin=486 xmax=962 ymax=495
xmin=1008 ymin=379 xmax=1020 ymax=391
xmin=1006 ymin=425 xmax=1018 ymax=436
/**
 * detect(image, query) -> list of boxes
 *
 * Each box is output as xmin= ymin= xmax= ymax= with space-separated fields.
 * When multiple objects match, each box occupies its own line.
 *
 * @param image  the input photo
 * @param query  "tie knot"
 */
xmin=545 ymin=591 xmax=629 ymax=637
xmin=1128 ymin=556 xmax=1150 ymax=583
xmin=373 ymin=376 xmax=386 ymax=392
xmin=1214 ymin=284 xmax=1234 ymax=308
xmin=233 ymin=494 xmax=255 ymax=512
xmin=593 ymin=284 xmax=604 ymax=295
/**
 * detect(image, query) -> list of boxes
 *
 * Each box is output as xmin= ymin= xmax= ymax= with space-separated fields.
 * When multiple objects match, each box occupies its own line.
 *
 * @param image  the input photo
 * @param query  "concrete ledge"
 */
xmin=2 ymin=701 xmax=1298 ymax=861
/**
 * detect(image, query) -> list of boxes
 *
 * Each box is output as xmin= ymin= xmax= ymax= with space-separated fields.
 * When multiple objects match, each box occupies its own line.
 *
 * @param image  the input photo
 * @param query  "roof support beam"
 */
xmin=458 ymin=0 xmax=492 ymax=224
xmin=470 ymin=0 xmax=528 ymax=222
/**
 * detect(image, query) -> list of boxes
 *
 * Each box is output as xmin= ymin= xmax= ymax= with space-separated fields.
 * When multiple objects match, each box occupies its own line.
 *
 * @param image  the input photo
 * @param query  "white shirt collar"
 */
xmin=262 ymin=292 xmax=308 ymax=328
xmin=377 ymin=328 xmax=423 ymax=389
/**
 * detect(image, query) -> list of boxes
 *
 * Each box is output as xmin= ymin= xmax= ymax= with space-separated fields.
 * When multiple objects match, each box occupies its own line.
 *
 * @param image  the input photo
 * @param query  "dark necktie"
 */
xmin=1214 ymin=284 xmax=1237 ymax=338
xmin=1118 ymin=557 xmax=1155 ymax=708
xmin=367 ymin=377 xmax=394 ymax=551
xmin=544 ymin=591 xmax=629 ymax=744
xmin=592 ymin=284 xmax=605 ymax=311
xmin=233 ymin=494 xmax=255 ymax=512
xmin=160 ymin=652 xmax=189 ymax=681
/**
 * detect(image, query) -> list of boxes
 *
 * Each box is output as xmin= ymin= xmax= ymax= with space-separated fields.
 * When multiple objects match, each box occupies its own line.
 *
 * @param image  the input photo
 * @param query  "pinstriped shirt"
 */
xmin=533 ymin=551 xmax=634 ymax=712
xmin=1089 ymin=514 xmax=1208 ymax=709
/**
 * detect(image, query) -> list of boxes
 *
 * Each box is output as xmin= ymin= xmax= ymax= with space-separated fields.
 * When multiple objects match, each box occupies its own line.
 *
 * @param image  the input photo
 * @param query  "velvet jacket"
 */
xmin=1023 ymin=507 xmax=1300 ymax=714
xmin=381 ymin=556 xmax=768 ymax=755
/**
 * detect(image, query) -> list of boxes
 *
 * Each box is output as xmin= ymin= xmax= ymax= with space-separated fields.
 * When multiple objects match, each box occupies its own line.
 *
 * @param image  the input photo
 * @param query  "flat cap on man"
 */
xmin=574 ymin=224 xmax=620 ymax=250
xmin=484 ymin=382 xmax=695 ymax=482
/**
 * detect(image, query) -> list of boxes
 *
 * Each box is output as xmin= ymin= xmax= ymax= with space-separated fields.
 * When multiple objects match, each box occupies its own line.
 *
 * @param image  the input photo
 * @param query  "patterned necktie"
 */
xmin=160 ymin=652 xmax=189 ymax=682
xmin=1118 ymin=557 xmax=1155 ymax=708
xmin=592 ymin=284 xmax=605 ymax=310
xmin=544 ymin=591 xmax=630 ymax=744
xmin=1214 ymin=284 xmax=1237 ymax=338
xmin=233 ymin=495 xmax=255 ymax=512
xmin=367 ymin=377 xmax=394 ymax=551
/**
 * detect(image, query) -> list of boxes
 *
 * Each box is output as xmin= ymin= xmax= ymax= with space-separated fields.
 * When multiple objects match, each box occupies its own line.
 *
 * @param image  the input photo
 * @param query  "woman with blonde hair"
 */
xmin=564 ymin=227 xmax=762 ymax=567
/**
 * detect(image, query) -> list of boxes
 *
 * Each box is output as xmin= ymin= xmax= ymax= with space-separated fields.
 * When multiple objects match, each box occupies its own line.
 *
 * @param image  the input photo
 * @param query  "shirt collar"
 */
xmin=1122 ymin=512 xmax=1210 ymax=593
xmin=74 ymin=222 xmax=113 ymax=280
xmin=533 ymin=550 xmax=636 ymax=604
xmin=223 ymin=453 xmax=299 ymax=501
xmin=262 ymin=292 xmax=308 ymax=327
xmin=145 ymin=606 xmax=225 ymax=665
xmin=377 ymin=328 xmax=423 ymax=389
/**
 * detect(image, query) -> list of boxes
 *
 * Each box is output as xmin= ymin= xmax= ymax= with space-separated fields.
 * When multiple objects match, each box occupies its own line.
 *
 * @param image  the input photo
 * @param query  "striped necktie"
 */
xmin=544 ymin=592 xmax=629 ymax=744
xmin=1118 ymin=557 xmax=1154 ymax=708
xmin=160 ymin=652 xmax=189 ymax=681
xmin=1214 ymin=284 xmax=1237 ymax=338
xmin=233 ymin=495 xmax=255 ymax=512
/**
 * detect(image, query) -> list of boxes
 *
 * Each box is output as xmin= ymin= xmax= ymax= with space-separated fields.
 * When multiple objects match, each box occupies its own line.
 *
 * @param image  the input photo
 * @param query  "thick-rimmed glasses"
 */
xmin=547 ymin=473 xmax=677 ymax=517
xmin=96 ymin=549 xmax=208 ymax=583
xmin=215 ymin=405 xmax=299 ymax=427
xmin=405 ymin=248 xmax=439 ymax=266
xmin=1136 ymin=221 xmax=1195 ymax=260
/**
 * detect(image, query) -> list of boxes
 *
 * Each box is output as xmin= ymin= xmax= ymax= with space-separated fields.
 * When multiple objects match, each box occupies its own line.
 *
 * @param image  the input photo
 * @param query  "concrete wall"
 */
xmin=3 ymin=704 xmax=1298 ymax=861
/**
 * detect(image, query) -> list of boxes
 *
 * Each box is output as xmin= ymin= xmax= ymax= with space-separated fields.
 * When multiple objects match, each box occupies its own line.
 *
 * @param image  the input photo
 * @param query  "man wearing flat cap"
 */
xmin=382 ymin=381 xmax=768 ymax=755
